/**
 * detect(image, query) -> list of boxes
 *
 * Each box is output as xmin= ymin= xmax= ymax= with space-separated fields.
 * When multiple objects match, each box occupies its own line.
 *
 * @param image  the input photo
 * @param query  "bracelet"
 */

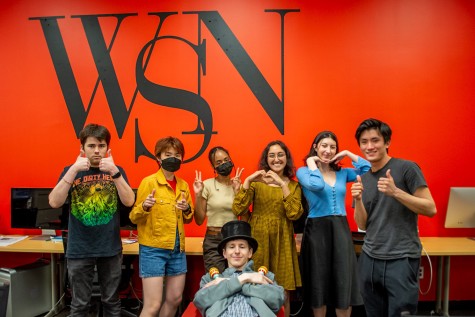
xmin=183 ymin=204 xmax=192 ymax=214
xmin=111 ymin=171 xmax=121 ymax=179
xmin=62 ymin=178 xmax=73 ymax=186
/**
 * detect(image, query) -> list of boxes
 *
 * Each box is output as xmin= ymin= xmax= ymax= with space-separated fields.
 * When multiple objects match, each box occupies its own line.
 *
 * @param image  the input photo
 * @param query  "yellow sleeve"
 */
xmin=283 ymin=182 xmax=304 ymax=221
xmin=129 ymin=178 xmax=153 ymax=224
xmin=232 ymin=183 xmax=255 ymax=216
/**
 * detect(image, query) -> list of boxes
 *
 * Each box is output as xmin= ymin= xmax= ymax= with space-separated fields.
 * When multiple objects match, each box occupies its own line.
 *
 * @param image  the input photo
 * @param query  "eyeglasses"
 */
xmin=268 ymin=152 xmax=286 ymax=159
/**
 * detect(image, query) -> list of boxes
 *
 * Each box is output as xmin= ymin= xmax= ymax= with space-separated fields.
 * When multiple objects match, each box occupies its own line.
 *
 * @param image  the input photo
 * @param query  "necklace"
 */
xmin=214 ymin=177 xmax=231 ymax=191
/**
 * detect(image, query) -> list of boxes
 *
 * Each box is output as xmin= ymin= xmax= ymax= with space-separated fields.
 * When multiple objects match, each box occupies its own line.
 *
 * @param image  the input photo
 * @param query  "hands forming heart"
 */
xmin=249 ymin=170 xmax=285 ymax=187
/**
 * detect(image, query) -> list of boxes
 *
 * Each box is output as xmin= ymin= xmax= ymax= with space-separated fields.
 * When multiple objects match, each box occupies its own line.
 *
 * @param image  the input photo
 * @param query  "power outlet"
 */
xmin=419 ymin=266 xmax=424 ymax=279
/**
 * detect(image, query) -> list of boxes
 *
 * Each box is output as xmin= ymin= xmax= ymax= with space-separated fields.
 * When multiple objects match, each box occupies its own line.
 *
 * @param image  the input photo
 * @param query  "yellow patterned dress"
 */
xmin=232 ymin=180 xmax=303 ymax=290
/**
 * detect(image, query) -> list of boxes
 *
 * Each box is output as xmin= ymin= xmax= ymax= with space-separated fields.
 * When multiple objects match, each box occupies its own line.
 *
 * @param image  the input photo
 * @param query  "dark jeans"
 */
xmin=358 ymin=252 xmax=420 ymax=317
xmin=67 ymin=253 xmax=122 ymax=317
xmin=203 ymin=233 xmax=227 ymax=273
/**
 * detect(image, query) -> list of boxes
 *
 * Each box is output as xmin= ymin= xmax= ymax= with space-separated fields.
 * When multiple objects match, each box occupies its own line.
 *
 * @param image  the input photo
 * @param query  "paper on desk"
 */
xmin=0 ymin=235 xmax=28 ymax=247
xmin=122 ymin=238 xmax=138 ymax=244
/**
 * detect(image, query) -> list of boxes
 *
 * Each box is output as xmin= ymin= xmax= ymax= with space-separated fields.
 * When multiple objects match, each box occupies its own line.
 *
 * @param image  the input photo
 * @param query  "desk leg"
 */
xmin=436 ymin=256 xmax=443 ymax=314
xmin=44 ymin=254 xmax=59 ymax=317
xmin=442 ymin=256 xmax=450 ymax=317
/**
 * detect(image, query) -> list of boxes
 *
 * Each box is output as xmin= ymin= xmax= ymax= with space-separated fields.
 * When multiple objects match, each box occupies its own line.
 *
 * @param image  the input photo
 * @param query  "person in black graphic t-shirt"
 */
xmin=49 ymin=123 xmax=135 ymax=316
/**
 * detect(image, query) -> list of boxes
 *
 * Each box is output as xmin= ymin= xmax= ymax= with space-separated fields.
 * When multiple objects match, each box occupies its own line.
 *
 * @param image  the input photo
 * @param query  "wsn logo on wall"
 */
xmin=30 ymin=9 xmax=299 ymax=162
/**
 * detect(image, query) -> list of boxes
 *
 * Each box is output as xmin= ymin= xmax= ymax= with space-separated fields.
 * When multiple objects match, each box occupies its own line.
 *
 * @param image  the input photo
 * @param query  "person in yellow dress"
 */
xmin=232 ymin=140 xmax=303 ymax=317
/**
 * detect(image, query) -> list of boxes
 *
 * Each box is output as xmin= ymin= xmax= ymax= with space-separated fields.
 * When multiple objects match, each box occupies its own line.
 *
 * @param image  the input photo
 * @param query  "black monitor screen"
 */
xmin=119 ymin=189 xmax=137 ymax=231
xmin=11 ymin=188 xmax=69 ymax=230
xmin=12 ymin=188 xmax=136 ymax=231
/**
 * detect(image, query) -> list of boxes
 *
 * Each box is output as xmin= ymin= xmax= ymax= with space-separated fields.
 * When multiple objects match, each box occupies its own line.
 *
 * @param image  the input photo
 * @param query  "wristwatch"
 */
xmin=111 ymin=171 xmax=121 ymax=179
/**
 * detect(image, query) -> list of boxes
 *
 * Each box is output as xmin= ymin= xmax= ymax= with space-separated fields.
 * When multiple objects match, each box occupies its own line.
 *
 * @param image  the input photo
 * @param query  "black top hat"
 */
xmin=217 ymin=220 xmax=258 ymax=253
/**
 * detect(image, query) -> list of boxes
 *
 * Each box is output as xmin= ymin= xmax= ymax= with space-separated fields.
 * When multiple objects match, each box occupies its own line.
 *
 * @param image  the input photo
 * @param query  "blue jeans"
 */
xmin=67 ymin=254 xmax=122 ymax=317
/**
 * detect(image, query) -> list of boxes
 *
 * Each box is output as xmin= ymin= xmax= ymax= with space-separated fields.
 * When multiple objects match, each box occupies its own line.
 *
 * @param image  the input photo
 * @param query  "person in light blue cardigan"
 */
xmin=296 ymin=131 xmax=370 ymax=317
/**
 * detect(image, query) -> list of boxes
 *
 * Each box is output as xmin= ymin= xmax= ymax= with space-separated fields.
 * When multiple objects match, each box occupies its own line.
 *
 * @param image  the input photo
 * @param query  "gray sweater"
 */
xmin=193 ymin=260 xmax=284 ymax=317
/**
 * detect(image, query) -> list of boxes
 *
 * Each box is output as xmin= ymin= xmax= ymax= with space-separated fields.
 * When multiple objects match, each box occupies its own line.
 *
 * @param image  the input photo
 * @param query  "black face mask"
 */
xmin=161 ymin=157 xmax=181 ymax=172
xmin=215 ymin=161 xmax=234 ymax=176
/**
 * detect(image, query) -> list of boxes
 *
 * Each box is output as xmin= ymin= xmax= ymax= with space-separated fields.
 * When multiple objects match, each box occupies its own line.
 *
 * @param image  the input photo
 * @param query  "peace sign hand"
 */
xmin=232 ymin=167 xmax=244 ymax=192
xmin=193 ymin=170 xmax=204 ymax=195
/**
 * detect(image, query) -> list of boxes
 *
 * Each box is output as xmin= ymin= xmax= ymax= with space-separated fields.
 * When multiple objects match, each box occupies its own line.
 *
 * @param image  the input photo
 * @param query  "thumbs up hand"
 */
xmin=176 ymin=190 xmax=190 ymax=212
xmin=142 ymin=189 xmax=156 ymax=211
xmin=377 ymin=169 xmax=397 ymax=196
xmin=351 ymin=175 xmax=364 ymax=201
xmin=99 ymin=149 xmax=116 ymax=174
xmin=73 ymin=149 xmax=91 ymax=172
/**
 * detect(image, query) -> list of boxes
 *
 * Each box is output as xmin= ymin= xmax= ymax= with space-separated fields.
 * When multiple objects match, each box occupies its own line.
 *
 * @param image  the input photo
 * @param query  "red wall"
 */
xmin=1 ymin=0 xmax=475 ymax=301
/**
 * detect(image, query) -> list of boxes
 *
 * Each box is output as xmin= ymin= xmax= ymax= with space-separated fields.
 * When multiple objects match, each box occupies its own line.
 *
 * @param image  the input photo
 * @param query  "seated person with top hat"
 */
xmin=194 ymin=220 xmax=285 ymax=317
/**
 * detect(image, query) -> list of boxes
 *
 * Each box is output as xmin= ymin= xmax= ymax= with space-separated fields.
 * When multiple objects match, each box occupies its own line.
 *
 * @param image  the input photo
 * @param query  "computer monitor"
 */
xmin=11 ymin=188 xmax=69 ymax=237
xmin=119 ymin=203 xmax=136 ymax=231
xmin=444 ymin=187 xmax=475 ymax=228
xmin=119 ymin=189 xmax=137 ymax=239
xmin=12 ymin=187 xmax=137 ymax=237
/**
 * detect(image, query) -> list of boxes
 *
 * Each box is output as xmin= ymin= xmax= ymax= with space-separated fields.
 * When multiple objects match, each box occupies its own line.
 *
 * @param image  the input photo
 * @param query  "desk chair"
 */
xmin=182 ymin=302 xmax=285 ymax=317
xmin=61 ymin=232 xmax=138 ymax=317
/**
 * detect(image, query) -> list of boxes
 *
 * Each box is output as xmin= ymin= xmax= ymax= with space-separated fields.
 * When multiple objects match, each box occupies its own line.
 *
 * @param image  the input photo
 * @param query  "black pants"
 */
xmin=358 ymin=252 xmax=420 ymax=317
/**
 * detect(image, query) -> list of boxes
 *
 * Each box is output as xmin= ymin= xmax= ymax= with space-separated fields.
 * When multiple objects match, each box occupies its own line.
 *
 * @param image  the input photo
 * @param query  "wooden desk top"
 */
xmin=0 ymin=236 xmax=205 ymax=256
xmin=420 ymin=237 xmax=475 ymax=256
xmin=122 ymin=237 xmax=204 ymax=255
xmin=0 ymin=237 xmax=64 ymax=253
xmin=1 ymin=236 xmax=475 ymax=257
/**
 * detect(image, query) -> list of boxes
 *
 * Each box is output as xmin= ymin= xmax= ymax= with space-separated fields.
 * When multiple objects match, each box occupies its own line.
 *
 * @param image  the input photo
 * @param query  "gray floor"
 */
xmin=417 ymin=301 xmax=475 ymax=317
xmin=41 ymin=298 xmax=141 ymax=317
xmin=45 ymin=300 xmax=475 ymax=317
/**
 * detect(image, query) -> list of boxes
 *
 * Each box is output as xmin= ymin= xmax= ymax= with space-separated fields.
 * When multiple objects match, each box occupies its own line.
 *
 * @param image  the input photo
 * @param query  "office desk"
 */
xmin=0 ymin=236 xmax=204 ymax=316
xmin=2 ymin=236 xmax=474 ymax=317
xmin=420 ymin=237 xmax=475 ymax=317
xmin=0 ymin=236 xmax=205 ymax=255
xmin=0 ymin=237 xmax=64 ymax=317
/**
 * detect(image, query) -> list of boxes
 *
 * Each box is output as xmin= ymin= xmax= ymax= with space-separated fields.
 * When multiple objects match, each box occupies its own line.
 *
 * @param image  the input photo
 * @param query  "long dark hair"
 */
xmin=305 ymin=131 xmax=341 ymax=171
xmin=258 ymin=140 xmax=296 ymax=178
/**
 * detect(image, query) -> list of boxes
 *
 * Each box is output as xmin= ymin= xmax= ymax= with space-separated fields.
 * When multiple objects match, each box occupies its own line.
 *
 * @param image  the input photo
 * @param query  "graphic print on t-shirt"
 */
xmin=70 ymin=176 xmax=118 ymax=226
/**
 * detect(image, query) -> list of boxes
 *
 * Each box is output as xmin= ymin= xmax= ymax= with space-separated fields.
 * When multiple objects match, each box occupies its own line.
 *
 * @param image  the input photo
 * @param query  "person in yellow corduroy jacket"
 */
xmin=130 ymin=136 xmax=194 ymax=317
